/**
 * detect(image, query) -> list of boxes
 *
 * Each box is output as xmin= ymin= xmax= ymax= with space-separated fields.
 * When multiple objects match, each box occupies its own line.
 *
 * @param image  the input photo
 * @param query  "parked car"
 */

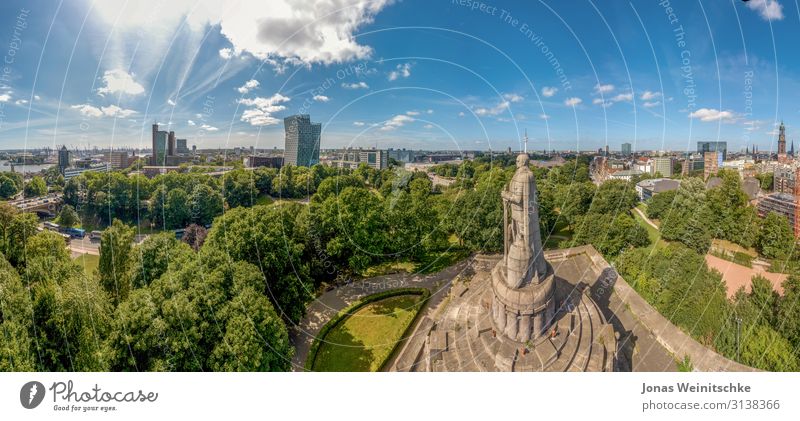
xmin=90 ymin=230 xmax=102 ymax=241
xmin=64 ymin=227 xmax=85 ymax=238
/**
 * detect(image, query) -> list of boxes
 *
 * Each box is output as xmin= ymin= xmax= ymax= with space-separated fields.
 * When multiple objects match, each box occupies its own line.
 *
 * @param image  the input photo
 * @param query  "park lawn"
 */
xmin=312 ymin=294 xmax=424 ymax=371
xmin=631 ymin=208 xmax=667 ymax=252
xmin=361 ymin=260 xmax=416 ymax=277
xmin=73 ymin=253 xmax=100 ymax=276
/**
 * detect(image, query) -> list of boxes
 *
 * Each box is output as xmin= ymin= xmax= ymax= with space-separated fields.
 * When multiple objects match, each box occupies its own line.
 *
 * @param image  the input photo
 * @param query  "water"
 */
xmin=0 ymin=160 xmax=55 ymax=174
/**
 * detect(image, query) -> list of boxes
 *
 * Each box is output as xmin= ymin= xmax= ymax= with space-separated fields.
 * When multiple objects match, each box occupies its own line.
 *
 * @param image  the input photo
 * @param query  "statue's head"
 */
xmin=516 ymin=153 xmax=529 ymax=168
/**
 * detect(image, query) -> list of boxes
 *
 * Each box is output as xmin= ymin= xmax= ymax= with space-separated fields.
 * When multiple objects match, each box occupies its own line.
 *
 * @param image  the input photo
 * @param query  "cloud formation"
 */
xmin=237 ymin=79 xmax=260 ymax=94
xmin=689 ymin=108 xmax=735 ymax=122
xmin=238 ymin=93 xmax=290 ymax=126
xmin=541 ymin=86 xmax=558 ymax=97
xmin=746 ymin=0 xmax=784 ymax=21
xmin=72 ymin=103 xmax=138 ymax=118
xmin=97 ymin=69 xmax=145 ymax=96
xmin=388 ymin=62 xmax=412 ymax=81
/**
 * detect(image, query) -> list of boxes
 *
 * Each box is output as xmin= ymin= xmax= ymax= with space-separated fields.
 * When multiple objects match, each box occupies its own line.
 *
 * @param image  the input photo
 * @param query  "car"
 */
xmin=64 ymin=227 xmax=86 ymax=238
xmin=90 ymin=230 xmax=102 ymax=240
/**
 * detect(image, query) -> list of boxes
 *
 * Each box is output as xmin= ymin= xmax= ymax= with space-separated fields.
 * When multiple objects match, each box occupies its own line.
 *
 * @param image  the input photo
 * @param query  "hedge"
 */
xmin=305 ymin=287 xmax=431 ymax=371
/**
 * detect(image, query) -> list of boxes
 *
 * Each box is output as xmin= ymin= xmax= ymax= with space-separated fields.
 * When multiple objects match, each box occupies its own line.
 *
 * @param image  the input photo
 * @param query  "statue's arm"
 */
xmin=501 ymin=186 xmax=522 ymax=204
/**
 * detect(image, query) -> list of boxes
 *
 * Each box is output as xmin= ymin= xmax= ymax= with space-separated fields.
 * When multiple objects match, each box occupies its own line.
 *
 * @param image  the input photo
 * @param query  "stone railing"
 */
xmin=546 ymin=245 xmax=758 ymax=372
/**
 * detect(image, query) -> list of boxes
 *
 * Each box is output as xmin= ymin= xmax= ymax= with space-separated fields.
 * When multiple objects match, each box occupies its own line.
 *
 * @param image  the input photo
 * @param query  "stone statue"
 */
xmin=491 ymin=152 xmax=555 ymax=342
xmin=501 ymin=153 xmax=547 ymax=288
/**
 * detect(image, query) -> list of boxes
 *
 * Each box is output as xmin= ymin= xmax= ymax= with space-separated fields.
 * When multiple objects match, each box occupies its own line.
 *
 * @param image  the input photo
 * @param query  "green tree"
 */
xmin=165 ymin=188 xmax=191 ymax=229
xmin=99 ymin=219 xmax=135 ymax=306
xmin=588 ymin=180 xmax=638 ymax=215
xmin=0 ymin=255 xmax=34 ymax=371
xmin=129 ymin=232 xmax=193 ymax=288
xmin=757 ymin=212 xmax=794 ymax=259
xmin=56 ymin=204 xmax=80 ymax=228
xmin=23 ymin=176 xmax=47 ymax=197
xmin=5 ymin=212 xmax=39 ymax=267
xmin=0 ymin=173 xmax=20 ymax=199
xmin=190 ymin=184 xmax=223 ymax=226
xmin=645 ymin=190 xmax=677 ymax=220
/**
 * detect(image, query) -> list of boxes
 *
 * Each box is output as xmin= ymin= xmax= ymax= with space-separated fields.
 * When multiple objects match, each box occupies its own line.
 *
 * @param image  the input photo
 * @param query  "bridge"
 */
xmin=7 ymin=193 xmax=63 ymax=213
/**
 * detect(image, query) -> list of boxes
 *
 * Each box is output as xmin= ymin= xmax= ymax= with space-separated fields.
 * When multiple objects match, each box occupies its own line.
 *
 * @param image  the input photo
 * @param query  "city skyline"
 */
xmin=1 ymin=1 xmax=800 ymax=153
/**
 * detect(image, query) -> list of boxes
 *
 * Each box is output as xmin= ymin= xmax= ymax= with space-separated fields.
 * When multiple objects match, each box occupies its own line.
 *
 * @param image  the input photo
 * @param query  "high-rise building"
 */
xmin=652 ymin=157 xmax=674 ymax=177
xmin=152 ymin=123 xmax=169 ymax=165
xmin=704 ymin=151 xmax=721 ymax=180
xmin=283 ymin=114 xmax=321 ymax=167
xmin=168 ymin=131 xmax=176 ymax=156
xmin=697 ymin=141 xmax=727 ymax=161
xmin=57 ymin=145 xmax=70 ymax=175
xmin=176 ymin=139 xmax=188 ymax=154
xmin=621 ymin=142 xmax=632 ymax=155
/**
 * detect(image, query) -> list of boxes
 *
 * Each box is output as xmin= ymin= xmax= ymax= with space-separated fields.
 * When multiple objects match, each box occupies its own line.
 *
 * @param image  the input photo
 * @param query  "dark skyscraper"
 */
xmin=152 ymin=123 xmax=168 ymax=165
xmin=57 ymin=145 xmax=70 ymax=174
xmin=283 ymin=114 xmax=321 ymax=167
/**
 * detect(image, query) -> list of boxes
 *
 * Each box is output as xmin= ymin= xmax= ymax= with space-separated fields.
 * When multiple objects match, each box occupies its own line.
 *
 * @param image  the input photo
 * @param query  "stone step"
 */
xmin=546 ymin=304 xmax=585 ymax=372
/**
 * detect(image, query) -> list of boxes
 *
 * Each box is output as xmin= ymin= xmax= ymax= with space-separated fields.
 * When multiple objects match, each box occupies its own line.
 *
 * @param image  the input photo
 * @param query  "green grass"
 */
xmin=253 ymin=194 xmax=273 ymax=206
xmin=311 ymin=294 xmax=425 ymax=371
xmin=361 ymin=260 xmax=417 ymax=277
xmin=631 ymin=208 xmax=667 ymax=252
xmin=361 ymin=248 xmax=470 ymax=277
xmin=73 ymin=253 xmax=100 ymax=276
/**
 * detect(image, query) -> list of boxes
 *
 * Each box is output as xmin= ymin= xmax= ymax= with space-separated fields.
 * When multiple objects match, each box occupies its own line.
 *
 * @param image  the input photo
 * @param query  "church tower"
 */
xmin=778 ymin=121 xmax=787 ymax=163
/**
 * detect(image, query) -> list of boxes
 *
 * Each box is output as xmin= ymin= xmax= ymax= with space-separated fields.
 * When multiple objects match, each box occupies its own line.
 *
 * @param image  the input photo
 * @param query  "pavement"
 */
xmin=289 ymin=257 xmax=473 ymax=371
xmin=632 ymin=206 xmax=658 ymax=230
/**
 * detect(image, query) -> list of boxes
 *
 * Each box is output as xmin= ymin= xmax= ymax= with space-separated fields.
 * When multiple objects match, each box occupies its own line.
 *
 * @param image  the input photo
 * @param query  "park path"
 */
xmin=632 ymin=206 xmax=658 ymax=230
xmin=289 ymin=257 xmax=473 ymax=371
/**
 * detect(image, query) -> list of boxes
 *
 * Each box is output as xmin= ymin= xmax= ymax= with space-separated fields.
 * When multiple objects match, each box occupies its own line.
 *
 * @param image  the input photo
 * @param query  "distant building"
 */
xmin=682 ymin=157 xmax=704 ymax=176
xmin=609 ymin=169 xmax=643 ymax=182
xmin=777 ymin=121 xmax=787 ymax=163
xmin=388 ymin=148 xmax=415 ymax=163
xmin=774 ymin=166 xmax=795 ymax=194
xmin=698 ymin=141 xmax=727 ymax=161
xmin=703 ymin=151 xmax=721 ymax=180
xmin=245 ymin=155 xmax=283 ymax=169
xmin=652 ymin=157 xmax=674 ymax=177
xmin=757 ymin=193 xmax=798 ymax=238
xmin=152 ymin=123 xmax=169 ymax=166
xmin=636 ymin=178 xmax=680 ymax=201
xmin=57 ymin=146 xmax=70 ymax=175
xmin=328 ymin=148 xmax=389 ymax=170
xmin=283 ymin=114 xmax=321 ymax=167
xmin=621 ymin=142 xmax=632 ymax=155
xmin=176 ymin=139 xmax=188 ymax=154
xmin=104 ymin=151 xmax=130 ymax=169
xmin=63 ymin=163 xmax=109 ymax=180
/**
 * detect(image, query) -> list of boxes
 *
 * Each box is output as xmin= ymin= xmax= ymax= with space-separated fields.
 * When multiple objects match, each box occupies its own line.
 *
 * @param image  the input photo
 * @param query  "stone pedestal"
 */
xmin=490 ymin=261 xmax=555 ymax=342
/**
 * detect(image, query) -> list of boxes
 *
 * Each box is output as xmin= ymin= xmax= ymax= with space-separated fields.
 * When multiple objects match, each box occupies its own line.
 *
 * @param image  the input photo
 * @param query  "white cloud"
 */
xmin=353 ymin=121 xmax=365 ymax=126
xmin=219 ymin=48 xmax=234 ymax=59
xmin=594 ymin=83 xmax=614 ymax=94
xmin=0 ymin=94 xmax=11 ymax=102
xmin=238 ymin=93 xmax=290 ymax=126
xmin=539 ymin=114 xmax=550 ymax=120
xmin=475 ymin=101 xmax=510 ymax=116
xmin=97 ymin=69 xmax=145 ymax=96
xmin=611 ymin=93 xmax=633 ymax=102
xmin=564 ymin=97 xmax=582 ymax=106
xmin=688 ymin=108 xmax=735 ymax=122
xmin=643 ymin=101 xmax=661 ymax=108
xmin=426 ymin=109 xmax=433 ymax=114
xmin=71 ymin=103 xmax=137 ymax=118
xmin=15 ymin=99 xmax=28 ymax=105
xmin=92 ymin=0 xmax=393 ymax=67
xmin=381 ymin=114 xmax=414 ymax=131
xmin=641 ymin=90 xmax=662 ymax=101
xmin=388 ymin=62 xmax=412 ymax=81
xmin=458 ymin=112 xmax=465 ymax=117
xmin=746 ymin=0 xmax=784 ymax=21
xmin=33 ymin=95 xmax=41 ymax=101
xmin=187 ymin=120 xmax=196 ymax=126
xmin=592 ymin=98 xmax=604 ymax=105
xmin=406 ymin=110 xmax=420 ymax=116
xmin=313 ymin=95 xmax=330 ymax=102
xmin=167 ymin=98 xmax=176 ymax=106
xmin=423 ymin=124 xmax=434 ymax=129
xmin=503 ymin=93 xmax=523 ymax=103
xmin=342 ymin=81 xmax=369 ymax=89
xmin=237 ymin=79 xmax=260 ymax=94
xmin=200 ymin=124 xmax=219 ymax=131
xmin=541 ymin=86 xmax=558 ymax=97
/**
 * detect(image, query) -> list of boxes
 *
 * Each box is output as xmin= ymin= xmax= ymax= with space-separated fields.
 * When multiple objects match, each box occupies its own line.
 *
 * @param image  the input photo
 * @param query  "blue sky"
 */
xmin=0 ymin=0 xmax=797 ymax=153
